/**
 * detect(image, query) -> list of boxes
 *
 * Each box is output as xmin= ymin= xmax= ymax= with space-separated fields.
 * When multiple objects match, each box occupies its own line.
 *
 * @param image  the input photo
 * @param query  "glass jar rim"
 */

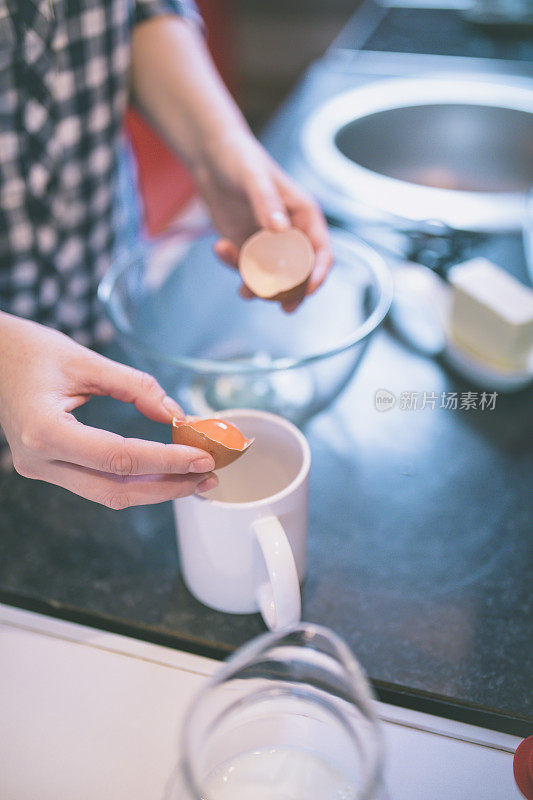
xmin=179 ymin=623 xmax=384 ymax=800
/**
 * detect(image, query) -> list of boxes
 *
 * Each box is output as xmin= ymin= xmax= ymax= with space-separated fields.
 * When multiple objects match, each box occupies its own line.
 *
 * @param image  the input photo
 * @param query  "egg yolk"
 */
xmin=191 ymin=419 xmax=248 ymax=450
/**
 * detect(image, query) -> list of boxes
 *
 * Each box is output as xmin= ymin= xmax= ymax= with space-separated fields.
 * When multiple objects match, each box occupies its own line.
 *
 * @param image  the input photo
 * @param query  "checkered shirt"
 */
xmin=0 ymin=0 xmax=200 ymax=347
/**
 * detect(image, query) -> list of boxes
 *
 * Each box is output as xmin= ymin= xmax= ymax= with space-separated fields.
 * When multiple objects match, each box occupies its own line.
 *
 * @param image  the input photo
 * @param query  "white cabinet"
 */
xmin=0 ymin=604 xmax=522 ymax=800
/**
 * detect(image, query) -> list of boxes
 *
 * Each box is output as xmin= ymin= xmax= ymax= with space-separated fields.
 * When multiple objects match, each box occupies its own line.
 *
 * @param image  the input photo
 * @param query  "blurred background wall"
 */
xmin=202 ymin=0 xmax=362 ymax=130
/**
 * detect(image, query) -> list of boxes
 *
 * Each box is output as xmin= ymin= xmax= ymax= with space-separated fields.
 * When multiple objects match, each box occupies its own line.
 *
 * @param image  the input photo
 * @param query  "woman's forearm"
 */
xmin=130 ymin=14 xmax=333 ymax=303
xmin=131 ymin=16 xmax=250 ymax=171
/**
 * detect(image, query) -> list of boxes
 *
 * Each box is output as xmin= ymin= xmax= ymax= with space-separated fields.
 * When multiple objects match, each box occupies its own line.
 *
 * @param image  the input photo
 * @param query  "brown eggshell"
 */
xmin=238 ymin=228 xmax=314 ymax=300
xmin=171 ymin=418 xmax=254 ymax=470
xmin=268 ymin=277 xmax=310 ymax=305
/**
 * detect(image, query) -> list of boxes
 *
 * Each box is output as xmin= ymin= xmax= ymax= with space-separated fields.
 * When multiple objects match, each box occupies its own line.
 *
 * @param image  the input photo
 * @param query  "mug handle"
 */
xmin=252 ymin=516 xmax=301 ymax=631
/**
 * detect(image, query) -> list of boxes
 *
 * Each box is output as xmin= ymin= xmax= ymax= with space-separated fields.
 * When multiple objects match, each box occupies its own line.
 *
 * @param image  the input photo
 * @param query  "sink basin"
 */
xmin=301 ymin=75 xmax=533 ymax=235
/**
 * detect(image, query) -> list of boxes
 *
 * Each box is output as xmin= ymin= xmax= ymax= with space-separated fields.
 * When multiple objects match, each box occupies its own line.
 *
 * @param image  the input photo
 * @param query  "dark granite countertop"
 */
xmin=1 ymin=2 xmax=532 ymax=738
xmin=1 ymin=317 xmax=532 ymax=736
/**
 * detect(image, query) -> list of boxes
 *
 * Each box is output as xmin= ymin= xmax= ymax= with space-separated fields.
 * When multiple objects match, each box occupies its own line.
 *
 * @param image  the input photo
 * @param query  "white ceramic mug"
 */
xmin=172 ymin=409 xmax=310 ymax=631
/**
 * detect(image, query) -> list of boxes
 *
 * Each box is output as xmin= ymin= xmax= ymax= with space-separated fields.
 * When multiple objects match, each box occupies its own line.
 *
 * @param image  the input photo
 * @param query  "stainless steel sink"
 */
xmin=301 ymin=75 xmax=533 ymax=240
xmin=334 ymin=103 xmax=533 ymax=194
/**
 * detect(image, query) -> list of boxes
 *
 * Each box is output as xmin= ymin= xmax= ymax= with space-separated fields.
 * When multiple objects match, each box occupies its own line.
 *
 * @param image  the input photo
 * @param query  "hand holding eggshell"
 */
xmin=0 ymin=313 xmax=220 ymax=509
xmin=208 ymin=136 xmax=333 ymax=312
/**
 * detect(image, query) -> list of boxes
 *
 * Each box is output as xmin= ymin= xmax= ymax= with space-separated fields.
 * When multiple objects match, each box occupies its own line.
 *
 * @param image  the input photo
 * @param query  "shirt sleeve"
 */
xmin=133 ymin=0 xmax=203 ymax=28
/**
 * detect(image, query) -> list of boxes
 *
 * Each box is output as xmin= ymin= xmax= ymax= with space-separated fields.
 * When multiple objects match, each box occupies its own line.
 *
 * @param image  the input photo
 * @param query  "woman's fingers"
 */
xmin=244 ymin=171 xmax=290 ymax=232
xmin=238 ymin=284 xmax=255 ymax=299
xmin=280 ymin=290 xmax=306 ymax=314
xmin=215 ymin=239 xmax=256 ymax=301
xmin=306 ymin=245 xmax=334 ymax=295
xmin=214 ymin=238 xmax=239 ymax=268
xmin=301 ymin=211 xmax=333 ymax=295
xmin=215 ymin=166 xmax=333 ymax=311
xmin=39 ymin=459 xmax=218 ymax=509
xmin=81 ymin=356 xmax=184 ymax=424
xmin=274 ymin=169 xmax=334 ymax=296
xmin=45 ymin=414 xmax=216 ymax=476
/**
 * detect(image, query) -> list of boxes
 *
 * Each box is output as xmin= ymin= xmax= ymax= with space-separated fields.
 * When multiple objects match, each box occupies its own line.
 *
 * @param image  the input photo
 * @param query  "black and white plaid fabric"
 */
xmin=0 ymin=0 xmax=200 ymax=346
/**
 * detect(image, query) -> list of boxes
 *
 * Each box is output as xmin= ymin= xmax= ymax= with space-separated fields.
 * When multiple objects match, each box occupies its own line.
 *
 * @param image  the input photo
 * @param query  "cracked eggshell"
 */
xmin=238 ymin=228 xmax=314 ymax=303
xmin=171 ymin=417 xmax=254 ymax=469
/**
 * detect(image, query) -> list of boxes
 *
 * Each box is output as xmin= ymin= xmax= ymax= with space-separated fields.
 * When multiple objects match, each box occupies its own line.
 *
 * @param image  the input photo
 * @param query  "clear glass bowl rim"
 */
xmin=98 ymin=227 xmax=393 ymax=375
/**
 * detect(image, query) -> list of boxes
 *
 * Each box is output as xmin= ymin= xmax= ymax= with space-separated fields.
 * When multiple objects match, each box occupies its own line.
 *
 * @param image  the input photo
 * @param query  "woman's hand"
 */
xmin=0 ymin=313 xmax=218 ymax=508
xmin=195 ymin=133 xmax=334 ymax=312
xmin=131 ymin=18 xmax=333 ymax=313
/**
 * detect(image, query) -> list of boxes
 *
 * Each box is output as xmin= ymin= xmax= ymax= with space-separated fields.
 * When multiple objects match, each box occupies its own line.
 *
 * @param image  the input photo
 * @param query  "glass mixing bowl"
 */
xmin=98 ymin=227 xmax=392 ymax=426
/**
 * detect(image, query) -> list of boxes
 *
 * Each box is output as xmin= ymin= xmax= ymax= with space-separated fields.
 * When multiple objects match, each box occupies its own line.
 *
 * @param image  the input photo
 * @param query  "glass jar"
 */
xmin=166 ymin=624 xmax=385 ymax=800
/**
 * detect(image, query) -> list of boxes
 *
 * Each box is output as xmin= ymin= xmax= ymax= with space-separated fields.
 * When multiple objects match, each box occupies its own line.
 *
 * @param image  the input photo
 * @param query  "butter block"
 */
xmin=448 ymin=258 xmax=533 ymax=371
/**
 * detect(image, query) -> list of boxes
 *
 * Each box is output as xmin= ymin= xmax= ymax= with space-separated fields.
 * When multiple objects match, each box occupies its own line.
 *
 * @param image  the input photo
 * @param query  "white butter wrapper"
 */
xmin=448 ymin=258 xmax=533 ymax=370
